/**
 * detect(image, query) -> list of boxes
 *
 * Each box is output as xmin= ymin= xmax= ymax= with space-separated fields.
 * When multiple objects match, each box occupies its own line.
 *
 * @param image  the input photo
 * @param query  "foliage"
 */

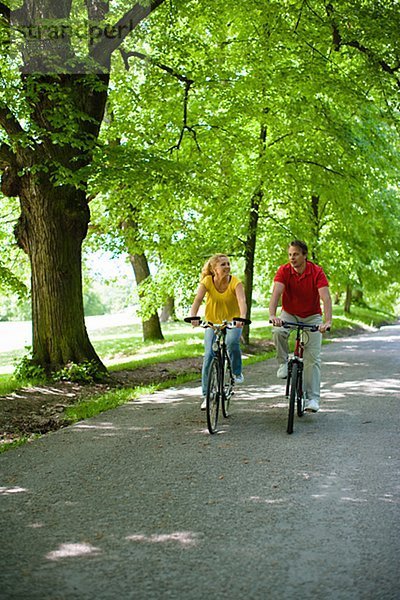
xmin=85 ymin=0 xmax=400 ymax=316
xmin=13 ymin=351 xmax=47 ymax=383
xmin=13 ymin=351 xmax=107 ymax=384
xmin=53 ymin=360 xmax=107 ymax=383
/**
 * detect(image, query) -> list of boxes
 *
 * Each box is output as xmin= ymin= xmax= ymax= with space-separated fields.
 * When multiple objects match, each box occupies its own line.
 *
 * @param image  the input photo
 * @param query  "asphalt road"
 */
xmin=1 ymin=325 xmax=399 ymax=600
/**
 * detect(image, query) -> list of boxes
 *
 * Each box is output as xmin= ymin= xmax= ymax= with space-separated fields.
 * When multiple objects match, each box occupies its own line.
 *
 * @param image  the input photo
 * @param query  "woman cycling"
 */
xmin=189 ymin=254 xmax=247 ymax=409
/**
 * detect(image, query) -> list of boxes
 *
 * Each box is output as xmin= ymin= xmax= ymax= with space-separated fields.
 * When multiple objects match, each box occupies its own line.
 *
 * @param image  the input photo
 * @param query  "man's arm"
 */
xmin=318 ymin=286 xmax=332 ymax=333
xmin=269 ymin=281 xmax=285 ymax=326
xmin=234 ymin=282 xmax=247 ymax=327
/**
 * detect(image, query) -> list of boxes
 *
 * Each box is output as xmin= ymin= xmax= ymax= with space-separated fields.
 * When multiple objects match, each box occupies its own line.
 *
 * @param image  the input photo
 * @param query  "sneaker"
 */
xmin=305 ymin=399 xmax=319 ymax=412
xmin=200 ymin=397 xmax=207 ymax=410
xmin=234 ymin=373 xmax=244 ymax=384
xmin=277 ymin=363 xmax=288 ymax=379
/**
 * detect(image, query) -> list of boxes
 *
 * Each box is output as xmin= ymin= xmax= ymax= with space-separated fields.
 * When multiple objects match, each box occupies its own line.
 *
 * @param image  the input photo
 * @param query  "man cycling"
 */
xmin=268 ymin=240 xmax=332 ymax=412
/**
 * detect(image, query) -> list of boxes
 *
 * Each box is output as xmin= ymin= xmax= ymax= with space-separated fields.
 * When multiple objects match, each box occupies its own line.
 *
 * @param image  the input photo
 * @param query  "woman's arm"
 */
xmin=190 ymin=283 xmax=207 ymax=319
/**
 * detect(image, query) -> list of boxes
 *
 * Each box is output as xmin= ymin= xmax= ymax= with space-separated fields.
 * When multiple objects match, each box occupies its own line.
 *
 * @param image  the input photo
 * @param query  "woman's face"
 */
xmin=213 ymin=257 xmax=231 ymax=277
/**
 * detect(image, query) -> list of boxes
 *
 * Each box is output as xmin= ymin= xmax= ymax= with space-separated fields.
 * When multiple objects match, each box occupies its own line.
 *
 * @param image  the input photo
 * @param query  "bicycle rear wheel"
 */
xmin=206 ymin=359 xmax=220 ymax=434
xmin=222 ymin=354 xmax=234 ymax=418
xmin=287 ymin=362 xmax=298 ymax=434
xmin=296 ymin=368 xmax=305 ymax=417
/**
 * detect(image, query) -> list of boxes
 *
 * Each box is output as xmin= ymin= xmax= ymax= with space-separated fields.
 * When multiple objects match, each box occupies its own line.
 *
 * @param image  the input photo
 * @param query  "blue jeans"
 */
xmin=201 ymin=327 xmax=243 ymax=396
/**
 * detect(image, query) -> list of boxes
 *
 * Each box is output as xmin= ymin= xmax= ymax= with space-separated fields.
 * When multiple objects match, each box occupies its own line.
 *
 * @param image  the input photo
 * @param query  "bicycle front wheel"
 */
xmin=222 ymin=354 xmax=234 ymax=418
xmin=206 ymin=359 xmax=220 ymax=434
xmin=296 ymin=367 xmax=305 ymax=417
xmin=287 ymin=362 xmax=298 ymax=434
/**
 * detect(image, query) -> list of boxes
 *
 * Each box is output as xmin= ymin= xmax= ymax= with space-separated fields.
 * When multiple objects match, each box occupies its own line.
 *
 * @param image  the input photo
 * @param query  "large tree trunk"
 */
xmin=15 ymin=175 xmax=105 ymax=371
xmin=129 ymin=253 xmax=164 ymax=341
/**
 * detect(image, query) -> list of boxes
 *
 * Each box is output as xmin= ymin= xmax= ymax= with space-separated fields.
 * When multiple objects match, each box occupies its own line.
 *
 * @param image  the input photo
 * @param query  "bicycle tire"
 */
xmin=206 ymin=359 xmax=220 ymax=434
xmin=287 ymin=362 xmax=298 ymax=434
xmin=222 ymin=354 xmax=234 ymax=418
xmin=297 ymin=367 xmax=305 ymax=417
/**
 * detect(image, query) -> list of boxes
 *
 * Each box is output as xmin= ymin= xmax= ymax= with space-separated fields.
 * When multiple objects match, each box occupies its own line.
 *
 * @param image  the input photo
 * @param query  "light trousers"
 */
xmin=202 ymin=327 xmax=242 ymax=396
xmin=273 ymin=311 xmax=323 ymax=402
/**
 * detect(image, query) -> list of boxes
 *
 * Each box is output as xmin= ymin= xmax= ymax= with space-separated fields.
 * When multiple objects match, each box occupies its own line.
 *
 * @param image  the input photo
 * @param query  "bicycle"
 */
xmin=185 ymin=316 xmax=251 ymax=434
xmin=273 ymin=320 xmax=329 ymax=434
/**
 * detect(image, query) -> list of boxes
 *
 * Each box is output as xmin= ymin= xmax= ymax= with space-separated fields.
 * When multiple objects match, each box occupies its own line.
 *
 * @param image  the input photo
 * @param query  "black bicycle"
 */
xmin=185 ymin=316 xmax=250 ymax=433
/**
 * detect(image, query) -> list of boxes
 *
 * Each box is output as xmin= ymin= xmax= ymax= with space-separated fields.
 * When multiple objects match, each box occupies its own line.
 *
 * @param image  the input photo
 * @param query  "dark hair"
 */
xmin=289 ymin=240 xmax=308 ymax=256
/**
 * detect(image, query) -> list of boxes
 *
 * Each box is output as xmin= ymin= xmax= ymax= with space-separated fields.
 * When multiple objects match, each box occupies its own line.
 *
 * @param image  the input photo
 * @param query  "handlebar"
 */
xmin=269 ymin=319 xmax=330 ymax=332
xmin=184 ymin=316 xmax=251 ymax=328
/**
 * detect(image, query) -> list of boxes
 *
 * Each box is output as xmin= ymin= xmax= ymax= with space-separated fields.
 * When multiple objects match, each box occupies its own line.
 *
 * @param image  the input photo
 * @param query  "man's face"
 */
xmin=288 ymin=245 xmax=307 ymax=271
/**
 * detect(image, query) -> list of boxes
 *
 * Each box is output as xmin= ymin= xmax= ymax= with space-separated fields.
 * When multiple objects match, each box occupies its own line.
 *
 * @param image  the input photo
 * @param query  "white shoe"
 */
xmin=200 ymin=397 xmax=207 ymax=410
xmin=277 ymin=363 xmax=288 ymax=379
xmin=234 ymin=373 xmax=244 ymax=384
xmin=305 ymin=399 xmax=319 ymax=412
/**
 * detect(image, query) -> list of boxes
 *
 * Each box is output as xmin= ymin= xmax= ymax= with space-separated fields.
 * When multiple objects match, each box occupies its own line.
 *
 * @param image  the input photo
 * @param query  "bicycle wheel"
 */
xmin=206 ymin=359 xmax=220 ymax=434
xmin=222 ymin=354 xmax=234 ymax=418
xmin=287 ymin=362 xmax=298 ymax=434
xmin=296 ymin=367 xmax=305 ymax=417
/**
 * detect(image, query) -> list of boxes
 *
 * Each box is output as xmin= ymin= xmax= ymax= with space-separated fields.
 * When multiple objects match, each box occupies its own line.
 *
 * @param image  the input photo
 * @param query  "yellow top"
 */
xmin=201 ymin=275 xmax=241 ymax=323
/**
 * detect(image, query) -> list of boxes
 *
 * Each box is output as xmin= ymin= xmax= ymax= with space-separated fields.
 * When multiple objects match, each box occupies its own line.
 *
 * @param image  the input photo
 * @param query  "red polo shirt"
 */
xmin=274 ymin=261 xmax=329 ymax=318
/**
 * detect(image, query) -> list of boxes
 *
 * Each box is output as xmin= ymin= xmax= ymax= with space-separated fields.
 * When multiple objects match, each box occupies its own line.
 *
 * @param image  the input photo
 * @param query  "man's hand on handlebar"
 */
xmin=319 ymin=322 xmax=332 ymax=333
xmin=269 ymin=316 xmax=283 ymax=327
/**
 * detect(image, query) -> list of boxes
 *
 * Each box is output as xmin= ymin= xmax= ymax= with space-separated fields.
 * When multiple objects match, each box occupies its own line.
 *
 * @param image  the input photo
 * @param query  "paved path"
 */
xmin=1 ymin=325 xmax=399 ymax=599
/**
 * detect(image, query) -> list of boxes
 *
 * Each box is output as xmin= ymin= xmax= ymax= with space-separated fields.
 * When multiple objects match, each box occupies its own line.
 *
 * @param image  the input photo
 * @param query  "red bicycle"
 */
xmin=281 ymin=321 xmax=323 ymax=434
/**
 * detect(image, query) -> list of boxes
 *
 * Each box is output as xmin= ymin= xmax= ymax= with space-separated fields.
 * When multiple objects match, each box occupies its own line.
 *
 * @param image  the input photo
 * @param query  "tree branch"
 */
xmin=286 ymin=158 xmax=344 ymax=176
xmin=325 ymin=3 xmax=341 ymax=51
xmin=120 ymin=49 xmax=194 ymax=84
xmin=121 ymin=48 xmax=198 ymax=152
xmin=325 ymin=3 xmax=400 ymax=88
xmin=0 ymin=143 xmax=16 ymax=168
xmin=90 ymin=0 xmax=166 ymax=65
xmin=344 ymin=40 xmax=400 ymax=85
xmin=0 ymin=106 xmax=25 ymax=137
xmin=267 ymin=131 xmax=295 ymax=148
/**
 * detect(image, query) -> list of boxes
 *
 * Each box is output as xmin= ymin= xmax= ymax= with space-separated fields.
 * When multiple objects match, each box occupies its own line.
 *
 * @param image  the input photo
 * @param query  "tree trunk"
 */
xmin=242 ymin=123 xmax=266 ymax=344
xmin=129 ymin=253 xmax=164 ymax=341
xmin=311 ymin=194 xmax=320 ymax=262
xmin=242 ymin=189 xmax=262 ymax=344
xmin=15 ymin=176 xmax=106 ymax=372
xmin=160 ymin=296 xmax=177 ymax=322
xmin=344 ymin=284 xmax=352 ymax=313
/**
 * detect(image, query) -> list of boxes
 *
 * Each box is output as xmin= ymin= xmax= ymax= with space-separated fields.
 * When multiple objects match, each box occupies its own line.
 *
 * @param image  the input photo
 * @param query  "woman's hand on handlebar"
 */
xmin=184 ymin=316 xmax=201 ymax=327
xmin=233 ymin=317 xmax=251 ymax=328
xmin=319 ymin=321 xmax=331 ymax=333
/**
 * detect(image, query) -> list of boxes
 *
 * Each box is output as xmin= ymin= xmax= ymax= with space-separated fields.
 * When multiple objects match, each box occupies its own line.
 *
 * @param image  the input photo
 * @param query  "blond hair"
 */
xmin=201 ymin=254 xmax=229 ymax=280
